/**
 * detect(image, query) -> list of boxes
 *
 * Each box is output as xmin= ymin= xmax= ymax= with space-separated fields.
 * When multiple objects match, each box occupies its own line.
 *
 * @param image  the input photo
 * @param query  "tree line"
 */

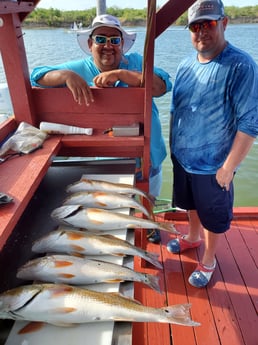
xmin=24 ymin=6 xmax=258 ymax=28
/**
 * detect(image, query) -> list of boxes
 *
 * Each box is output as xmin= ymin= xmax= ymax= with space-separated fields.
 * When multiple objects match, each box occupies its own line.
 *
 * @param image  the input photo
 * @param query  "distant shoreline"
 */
xmin=23 ymin=18 xmax=258 ymax=29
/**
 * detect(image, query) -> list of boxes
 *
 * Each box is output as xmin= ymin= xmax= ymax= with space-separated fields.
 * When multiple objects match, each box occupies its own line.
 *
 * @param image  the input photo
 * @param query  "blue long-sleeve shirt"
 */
xmin=170 ymin=43 xmax=258 ymax=174
xmin=31 ymin=52 xmax=172 ymax=169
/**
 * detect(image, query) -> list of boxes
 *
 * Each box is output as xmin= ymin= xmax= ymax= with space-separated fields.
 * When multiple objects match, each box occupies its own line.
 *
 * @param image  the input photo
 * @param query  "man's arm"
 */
xmin=93 ymin=69 xmax=166 ymax=96
xmin=37 ymin=70 xmax=94 ymax=106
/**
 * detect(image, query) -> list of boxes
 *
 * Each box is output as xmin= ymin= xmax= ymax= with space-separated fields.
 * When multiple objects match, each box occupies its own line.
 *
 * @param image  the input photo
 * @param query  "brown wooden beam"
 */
xmin=0 ymin=13 xmax=36 ymax=125
xmin=155 ymin=0 xmax=196 ymax=38
xmin=0 ymin=1 xmax=34 ymax=13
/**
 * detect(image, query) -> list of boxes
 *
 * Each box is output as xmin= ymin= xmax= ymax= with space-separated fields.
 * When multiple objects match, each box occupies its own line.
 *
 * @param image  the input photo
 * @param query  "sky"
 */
xmin=38 ymin=0 xmax=258 ymax=11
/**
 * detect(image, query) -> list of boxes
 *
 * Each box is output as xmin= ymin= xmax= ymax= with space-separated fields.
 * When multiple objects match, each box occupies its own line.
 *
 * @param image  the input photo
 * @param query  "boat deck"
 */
xmin=132 ymin=208 xmax=258 ymax=345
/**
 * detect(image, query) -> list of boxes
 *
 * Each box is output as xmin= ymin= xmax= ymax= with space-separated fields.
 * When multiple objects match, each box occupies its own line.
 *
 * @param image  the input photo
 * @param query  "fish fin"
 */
xmin=105 ymin=279 xmax=124 ymax=283
xmin=93 ymin=191 xmax=106 ymax=197
xmin=109 ymin=292 xmax=142 ymax=305
xmin=161 ymin=304 xmax=200 ymax=326
xmin=144 ymin=274 xmax=162 ymax=293
xmin=126 ymin=223 xmax=137 ymax=229
xmin=51 ymin=322 xmax=76 ymax=327
xmin=149 ymin=205 xmax=156 ymax=221
xmin=18 ymin=321 xmax=45 ymax=334
xmin=157 ymin=222 xmax=180 ymax=234
xmin=96 ymin=201 xmax=107 ymax=207
xmin=67 ymin=232 xmax=86 ymax=240
xmin=49 ymin=285 xmax=74 ymax=298
xmin=71 ymin=252 xmax=85 ymax=258
xmin=71 ymin=244 xmax=85 ymax=252
xmin=100 ymin=234 xmax=119 ymax=240
xmin=51 ymin=205 xmax=81 ymax=219
xmin=113 ymin=317 xmax=133 ymax=322
xmin=143 ymin=251 xmax=162 ymax=269
xmin=53 ymin=307 xmax=77 ymax=314
xmin=54 ymin=260 xmax=73 ymax=267
xmin=58 ymin=273 xmax=75 ymax=279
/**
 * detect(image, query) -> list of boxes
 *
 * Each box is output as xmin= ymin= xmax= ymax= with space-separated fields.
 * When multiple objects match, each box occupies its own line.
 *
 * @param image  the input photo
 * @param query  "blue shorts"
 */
xmin=171 ymin=155 xmax=233 ymax=233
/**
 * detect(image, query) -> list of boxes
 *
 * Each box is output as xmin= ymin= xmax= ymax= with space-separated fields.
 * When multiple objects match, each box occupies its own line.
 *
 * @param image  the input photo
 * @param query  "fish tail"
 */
xmin=136 ymin=204 xmax=152 ymax=219
xmin=161 ymin=304 xmax=200 ymax=326
xmin=144 ymin=273 xmax=162 ymax=293
xmin=156 ymin=222 xmax=180 ymax=234
xmin=142 ymin=251 xmax=162 ymax=269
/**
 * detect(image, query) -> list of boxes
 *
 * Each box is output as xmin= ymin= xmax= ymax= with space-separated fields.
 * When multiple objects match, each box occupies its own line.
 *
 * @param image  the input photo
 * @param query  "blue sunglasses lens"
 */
xmin=93 ymin=35 xmax=121 ymax=45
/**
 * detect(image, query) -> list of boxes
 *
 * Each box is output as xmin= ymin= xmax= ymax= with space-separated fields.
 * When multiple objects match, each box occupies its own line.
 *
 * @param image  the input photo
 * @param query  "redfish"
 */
xmin=0 ymin=283 xmax=200 ymax=327
xmin=66 ymin=178 xmax=154 ymax=205
xmin=63 ymin=191 xmax=151 ymax=218
xmin=17 ymin=255 xmax=161 ymax=292
xmin=51 ymin=206 xmax=178 ymax=234
xmin=32 ymin=229 xmax=162 ymax=269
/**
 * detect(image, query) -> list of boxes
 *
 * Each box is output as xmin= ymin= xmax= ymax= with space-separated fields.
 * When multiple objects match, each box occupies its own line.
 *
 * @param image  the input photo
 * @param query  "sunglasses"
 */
xmin=91 ymin=35 xmax=122 ymax=45
xmin=189 ymin=19 xmax=220 ymax=33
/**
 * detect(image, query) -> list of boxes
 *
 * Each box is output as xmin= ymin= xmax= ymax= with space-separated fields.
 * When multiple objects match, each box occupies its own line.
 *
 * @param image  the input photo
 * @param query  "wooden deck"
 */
xmin=133 ymin=208 xmax=258 ymax=345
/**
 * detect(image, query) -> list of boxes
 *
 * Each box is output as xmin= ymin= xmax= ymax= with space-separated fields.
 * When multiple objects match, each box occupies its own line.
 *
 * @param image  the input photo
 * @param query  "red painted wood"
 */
xmin=133 ymin=229 xmax=171 ymax=345
xmin=0 ymin=136 xmax=61 ymax=250
xmin=216 ymin=222 xmax=258 ymax=344
xmin=0 ymin=14 xmax=36 ymax=125
xmin=0 ymin=117 xmax=17 ymax=142
xmin=133 ymin=213 xmax=258 ymax=345
xmin=162 ymin=228 xmax=197 ymax=345
xmin=155 ymin=0 xmax=196 ymax=37
xmin=0 ymin=1 xmax=35 ymax=16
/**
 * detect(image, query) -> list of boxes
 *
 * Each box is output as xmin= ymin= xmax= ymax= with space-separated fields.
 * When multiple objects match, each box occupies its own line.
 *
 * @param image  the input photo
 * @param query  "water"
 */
xmin=1 ymin=24 xmax=257 ymax=206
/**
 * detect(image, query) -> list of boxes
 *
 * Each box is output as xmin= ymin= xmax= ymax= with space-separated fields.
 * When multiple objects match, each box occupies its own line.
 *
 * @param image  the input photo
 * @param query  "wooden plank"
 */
xmin=206 ymin=231 xmax=245 ymax=345
xmin=161 ymin=227 xmax=197 ymax=345
xmin=0 ymin=118 xmax=17 ymax=143
xmin=163 ymin=222 xmax=221 ymax=345
xmin=133 ymin=229 xmax=171 ymax=345
xmin=59 ymin=134 xmax=144 ymax=158
xmin=230 ymin=220 xmax=258 ymax=311
xmin=155 ymin=0 xmax=196 ymax=37
xmin=32 ymin=87 xmax=144 ymax=129
xmin=60 ymin=134 xmax=144 ymax=147
xmin=0 ymin=1 xmax=35 ymax=14
xmin=0 ymin=13 xmax=36 ymax=125
xmin=217 ymin=221 xmax=258 ymax=344
xmin=0 ymin=136 xmax=61 ymax=250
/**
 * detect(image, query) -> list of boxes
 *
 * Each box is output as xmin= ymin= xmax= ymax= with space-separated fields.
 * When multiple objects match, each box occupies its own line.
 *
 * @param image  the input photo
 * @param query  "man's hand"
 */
xmin=65 ymin=72 xmax=94 ymax=106
xmin=37 ymin=70 xmax=94 ymax=106
xmin=216 ymin=166 xmax=234 ymax=191
xmin=93 ymin=71 xmax=120 ymax=87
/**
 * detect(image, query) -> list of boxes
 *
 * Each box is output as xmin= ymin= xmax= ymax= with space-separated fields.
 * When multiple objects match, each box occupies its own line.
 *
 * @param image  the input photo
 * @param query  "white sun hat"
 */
xmin=77 ymin=14 xmax=137 ymax=55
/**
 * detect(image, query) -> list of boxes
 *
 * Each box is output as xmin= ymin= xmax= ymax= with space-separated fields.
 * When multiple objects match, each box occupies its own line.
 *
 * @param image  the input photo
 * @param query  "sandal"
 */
xmin=188 ymin=260 xmax=216 ymax=288
xmin=166 ymin=235 xmax=202 ymax=254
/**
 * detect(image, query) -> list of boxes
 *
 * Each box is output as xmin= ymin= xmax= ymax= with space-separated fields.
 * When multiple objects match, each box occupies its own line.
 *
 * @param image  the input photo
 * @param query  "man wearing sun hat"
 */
xmin=31 ymin=14 xmax=172 ymax=244
xmin=167 ymin=0 xmax=258 ymax=287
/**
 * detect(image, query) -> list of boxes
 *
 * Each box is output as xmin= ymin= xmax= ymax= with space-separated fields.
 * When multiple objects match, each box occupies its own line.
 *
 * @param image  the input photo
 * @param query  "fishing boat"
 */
xmin=67 ymin=21 xmax=83 ymax=33
xmin=0 ymin=1 xmax=257 ymax=345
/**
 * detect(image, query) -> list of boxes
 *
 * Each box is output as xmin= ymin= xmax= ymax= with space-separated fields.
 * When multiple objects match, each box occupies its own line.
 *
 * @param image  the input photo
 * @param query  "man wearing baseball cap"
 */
xmin=167 ymin=0 xmax=258 ymax=287
xmin=31 ymin=14 xmax=172 ymax=244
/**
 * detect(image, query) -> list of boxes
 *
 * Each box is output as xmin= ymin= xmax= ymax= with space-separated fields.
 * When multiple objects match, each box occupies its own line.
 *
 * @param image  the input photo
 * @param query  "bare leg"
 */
xmin=185 ymin=210 xmax=203 ymax=242
xmin=202 ymin=229 xmax=220 ymax=267
xmin=188 ymin=210 xmax=220 ymax=266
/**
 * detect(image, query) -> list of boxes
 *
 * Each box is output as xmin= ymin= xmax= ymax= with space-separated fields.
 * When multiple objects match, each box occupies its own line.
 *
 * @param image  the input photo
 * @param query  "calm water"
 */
xmin=1 ymin=24 xmax=258 ymax=206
